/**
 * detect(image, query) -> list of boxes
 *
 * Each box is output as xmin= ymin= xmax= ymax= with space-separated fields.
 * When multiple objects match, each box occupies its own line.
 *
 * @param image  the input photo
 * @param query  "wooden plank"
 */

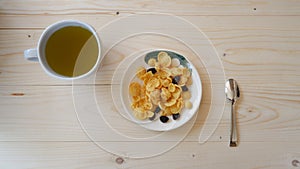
xmin=1 ymin=15 xmax=300 ymax=29
xmin=0 ymin=15 xmax=299 ymax=85
xmin=0 ymin=15 xmax=111 ymax=29
xmin=0 ymin=141 xmax=299 ymax=169
xmin=0 ymin=86 xmax=89 ymax=141
xmin=0 ymin=85 xmax=299 ymax=142
xmin=0 ymin=0 xmax=300 ymax=16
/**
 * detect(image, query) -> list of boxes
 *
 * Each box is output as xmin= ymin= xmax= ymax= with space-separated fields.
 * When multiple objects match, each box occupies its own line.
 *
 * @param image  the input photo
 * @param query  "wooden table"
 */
xmin=1 ymin=0 xmax=300 ymax=168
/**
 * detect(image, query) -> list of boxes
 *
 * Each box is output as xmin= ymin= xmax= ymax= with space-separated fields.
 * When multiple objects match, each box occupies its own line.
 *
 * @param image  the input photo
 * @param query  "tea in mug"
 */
xmin=45 ymin=26 xmax=99 ymax=77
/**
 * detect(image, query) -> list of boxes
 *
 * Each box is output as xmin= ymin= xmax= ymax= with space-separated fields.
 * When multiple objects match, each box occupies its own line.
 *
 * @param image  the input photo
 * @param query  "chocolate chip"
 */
xmin=172 ymin=76 xmax=180 ymax=84
xmin=172 ymin=113 xmax=180 ymax=120
xmin=181 ymin=85 xmax=188 ymax=91
xmin=160 ymin=116 xmax=169 ymax=123
xmin=147 ymin=68 xmax=157 ymax=74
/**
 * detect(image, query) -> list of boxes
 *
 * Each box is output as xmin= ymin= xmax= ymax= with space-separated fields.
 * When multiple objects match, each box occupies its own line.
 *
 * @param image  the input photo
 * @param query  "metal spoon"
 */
xmin=225 ymin=79 xmax=240 ymax=147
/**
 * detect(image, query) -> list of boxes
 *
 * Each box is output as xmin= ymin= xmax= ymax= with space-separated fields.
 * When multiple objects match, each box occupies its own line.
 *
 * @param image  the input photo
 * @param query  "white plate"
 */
xmin=120 ymin=49 xmax=202 ymax=131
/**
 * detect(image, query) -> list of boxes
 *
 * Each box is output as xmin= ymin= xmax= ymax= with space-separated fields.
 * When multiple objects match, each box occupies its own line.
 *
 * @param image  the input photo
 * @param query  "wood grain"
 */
xmin=1 ymin=15 xmax=300 ymax=29
xmin=0 ymin=85 xmax=299 ymax=142
xmin=0 ymin=16 xmax=299 ymax=85
xmin=0 ymin=0 xmax=300 ymax=168
xmin=0 ymin=141 xmax=299 ymax=169
xmin=0 ymin=0 xmax=300 ymax=15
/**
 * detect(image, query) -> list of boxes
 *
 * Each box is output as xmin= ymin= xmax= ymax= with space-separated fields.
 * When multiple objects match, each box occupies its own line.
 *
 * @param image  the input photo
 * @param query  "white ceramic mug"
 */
xmin=24 ymin=20 xmax=102 ymax=80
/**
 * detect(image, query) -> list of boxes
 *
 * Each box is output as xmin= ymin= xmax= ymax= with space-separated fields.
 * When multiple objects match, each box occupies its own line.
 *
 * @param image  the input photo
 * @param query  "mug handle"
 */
xmin=24 ymin=48 xmax=39 ymax=62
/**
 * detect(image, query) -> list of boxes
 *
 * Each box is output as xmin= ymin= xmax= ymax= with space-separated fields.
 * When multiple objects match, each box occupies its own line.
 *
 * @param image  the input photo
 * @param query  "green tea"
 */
xmin=45 ymin=26 xmax=99 ymax=77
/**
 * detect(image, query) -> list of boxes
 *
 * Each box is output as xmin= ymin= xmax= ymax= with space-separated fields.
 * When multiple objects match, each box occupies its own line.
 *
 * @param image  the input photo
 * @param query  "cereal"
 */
xmin=132 ymin=96 xmax=140 ymax=102
xmin=157 ymin=52 xmax=171 ymax=67
xmin=129 ymin=82 xmax=141 ymax=97
xmin=146 ymin=84 xmax=155 ymax=92
xmin=143 ymin=102 xmax=153 ymax=110
xmin=169 ymin=103 xmax=181 ymax=114
xmin=148 ymin=58 xmax=156 ymax=67
xmin=171 ymin=67 xmax=183 ymax=76
xmin=154 ymin=62 xmax=161 ymax=70
xmin=185 ymin=101 xmax=193 ymax=109
xmin=158 ymin=101 xmax=166 ymax=110
xmin=161 ymin=78 xmax=172 ymax=87
xmin=140 ymin=86 xmax=146 ymax=97
xmin=172 ymin=85 xmax=182 ymax=99
xmin=136 ymin=67 xmax=146 ymax=79
xmin=147 ymin=111 xmax=154 ymax=118
xmin=164 ymin=98 xmax=177 ymax=107
xmin=179 ymin=76 xmax=188 ymax=86
xmin=140 ymin=71 xmax=153 ymax=79
xmin=146 ymin=77 xmax=160 ymax=92
xmin=140 ymin=71 xmax=153 ymax=83
xmin=134 ymin=110 xmax=147 ymax=120
xmin=176 ymin=98 xmax=184 ymax=109
xmin=129 ymin=51 xmax=194 ymax=122
xmin=156 ymin=69 xmax=171 ymax=79
xmin=161 ymin=88 xmax=172 ymax=101
xmin=182 ymin=91 xmax=191 ymax=100
xmin=168 ymin=83 xmax=176 ymax=92
xmin=186 ymin=77 xmax=193 ymax=85
xmin=162 ymin=107 xmax=172 ymax=116
xmin=182 ymin=68 xmax=191 ymax=77
xmin=149 ymin=89 xmax=160 ymax=105
xmin=171 ymin=58 xmax=180 ymax=67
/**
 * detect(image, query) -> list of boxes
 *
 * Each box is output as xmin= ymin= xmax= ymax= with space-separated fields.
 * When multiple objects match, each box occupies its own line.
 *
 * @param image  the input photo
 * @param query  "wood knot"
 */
xmin=292 ymin=159 xmax=299 ymax=167
xmin=11 ymin=93 xmax=25 ymax=96
xmin=247 ymin=107 xmax=254 ymax=113
xmin=115 ymin=157 xmax=124 ymax=164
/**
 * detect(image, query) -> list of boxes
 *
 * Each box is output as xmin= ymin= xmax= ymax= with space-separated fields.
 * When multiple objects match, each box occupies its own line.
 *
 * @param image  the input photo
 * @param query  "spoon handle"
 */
xmin=230 ymin=101 xmax=237 ymax=147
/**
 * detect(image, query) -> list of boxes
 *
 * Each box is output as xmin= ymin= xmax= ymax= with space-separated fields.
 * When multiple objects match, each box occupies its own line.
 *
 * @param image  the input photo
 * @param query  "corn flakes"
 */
xmin=186 ymin=77 xmax=193 ymax=85
xmin=171 ymin=67 xmax=183 ymax=76
xmin=185 ymin=101 xmax=193 ymax=109
xmin=134 ymin=110 xmax=147 ymax=120
xmin=182 ymin=91 xmax=191 ymax=100
xmin=161 ymin=88 xmax=172 ymax=101
xmin=182 ymin=68 xmax=191 ymax=77
xmin=161 ymin=78 xmax=172 ymax=87
xmin=164 ymin=98 xmax=177 ymax=107
xmin=148 ymin=58 xmax=156 ymax=67
xmin=168 ymin=83 xmax=176 ymax=92
xmin=136 ymin=67 xmax=146 ymax=79
xmin=179 ymin=76 xmax=188 ymax=86
xmin=129 ymin=82 xmax=141 ymax=97
xmin=171 ymin=58 xmax=180 ymax=67
xmin=129 ymin=51 xmax=194 ymax=122
xmin=157 ymin=52 xmax=171 ymax=67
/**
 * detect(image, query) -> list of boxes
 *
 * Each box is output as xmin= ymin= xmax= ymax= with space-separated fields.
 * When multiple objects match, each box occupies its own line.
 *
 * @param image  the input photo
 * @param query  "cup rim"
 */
xmin=37 ymin=20 xmax=102 ymax=80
